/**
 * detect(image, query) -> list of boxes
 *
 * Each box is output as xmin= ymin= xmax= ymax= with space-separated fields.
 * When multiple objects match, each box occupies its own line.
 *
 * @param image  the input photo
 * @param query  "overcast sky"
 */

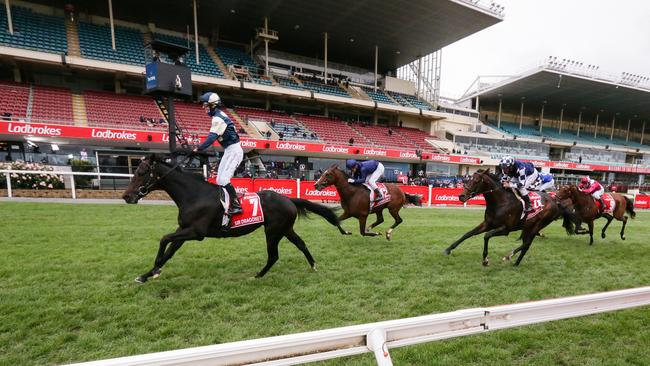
xmin=440 ymin=0 xmax=650 ymax=99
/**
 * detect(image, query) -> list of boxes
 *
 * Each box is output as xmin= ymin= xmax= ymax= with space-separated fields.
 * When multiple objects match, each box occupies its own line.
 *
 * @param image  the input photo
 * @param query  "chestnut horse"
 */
xmin=314 ymin=165 xmax=421 ymax=240
xmin=555 ymin=184 xmax=635 ymax=245
xmin=443 ymin=169 xmax=575 ymax=266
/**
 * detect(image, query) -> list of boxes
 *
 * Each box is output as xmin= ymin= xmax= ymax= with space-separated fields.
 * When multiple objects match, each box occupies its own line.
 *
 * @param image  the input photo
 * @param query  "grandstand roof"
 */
xmin=463 ymin=68 xmax=650 ymax=120
xmin=37 ymin=0 xmax=502 ymax=72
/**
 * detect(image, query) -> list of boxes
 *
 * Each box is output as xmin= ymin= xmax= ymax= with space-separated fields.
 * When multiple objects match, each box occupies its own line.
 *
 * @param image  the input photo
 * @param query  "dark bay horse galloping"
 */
xmin=314 ymin=165 xmax=421 ymax=240
xmin=443 ymin=169 xmax=575 ymax=266
xmin=555 ymin=184 xmax=635 ymax=245
xmin=122 ymin=154 xmax=340 ymax=282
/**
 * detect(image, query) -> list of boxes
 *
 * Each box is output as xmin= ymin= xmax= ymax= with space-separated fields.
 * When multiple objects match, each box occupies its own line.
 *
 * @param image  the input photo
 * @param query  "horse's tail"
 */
xmin=624 ymin=195 xmax=636 ymax=219
xmin=404 ymin=193 xmax=423 ymax=206
xmin=290 ymin=199 xmax=340 ymax=226
xmin=558 ymin=199 xmax=576 ymax=235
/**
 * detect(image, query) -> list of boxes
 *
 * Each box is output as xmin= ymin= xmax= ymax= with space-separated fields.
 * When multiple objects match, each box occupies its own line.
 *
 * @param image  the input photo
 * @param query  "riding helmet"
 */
xmin=499 ymin=156 xmax=514 ymax=168
xmin=199 ymin=92 xmax=221 ymax=107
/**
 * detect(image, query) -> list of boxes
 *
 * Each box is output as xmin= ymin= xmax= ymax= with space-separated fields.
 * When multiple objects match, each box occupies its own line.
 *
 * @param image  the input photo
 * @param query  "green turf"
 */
xmin=1 ymin=202 xmax=649 ymax=366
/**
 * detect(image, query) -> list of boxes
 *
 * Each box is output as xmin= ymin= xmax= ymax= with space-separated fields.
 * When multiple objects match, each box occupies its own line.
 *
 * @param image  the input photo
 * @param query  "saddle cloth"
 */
xmin=362 ymin=183 xmax=391 ymax=210
xmin=220 ymin=190 xmax=265 ymax=228
xmin=518 ymin=191 xmax=553 ymax=220
xmin=595 ymin=193 xmax=616 ymax=214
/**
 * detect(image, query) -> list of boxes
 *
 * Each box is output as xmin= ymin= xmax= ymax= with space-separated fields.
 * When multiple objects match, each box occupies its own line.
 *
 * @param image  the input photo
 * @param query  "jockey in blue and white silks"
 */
xmin=534 ymin=171 xmax=555 ymax=192
xmin=499 ymin=156 xmax=539 ymax=212
xmin=194 ymin=91 xmax=243 ymax=215
xmin=346 ymin=159 xmax=385 ymax=202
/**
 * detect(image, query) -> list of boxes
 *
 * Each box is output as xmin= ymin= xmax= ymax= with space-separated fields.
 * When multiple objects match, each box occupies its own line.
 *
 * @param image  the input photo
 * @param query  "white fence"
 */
xmin=65 ymin=286 xmax=650 ymax=366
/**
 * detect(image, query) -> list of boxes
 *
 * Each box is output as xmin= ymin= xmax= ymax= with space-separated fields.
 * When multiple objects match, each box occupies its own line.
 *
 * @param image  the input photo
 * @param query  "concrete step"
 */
xmin=71 ymin=93 xmax=87 ymax=126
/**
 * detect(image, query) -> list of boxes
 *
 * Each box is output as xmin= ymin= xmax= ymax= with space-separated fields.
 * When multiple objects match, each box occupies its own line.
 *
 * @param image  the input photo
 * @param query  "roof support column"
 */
xmin=497 ymin=98 xmax=502 ymax=128
xmin=323 ymin=32 xmax=328 ymax=82
xmin=558 ymin=105 xmax=565 ymax=134
xmin=264 ymin=17 xmax=270 ymax=76
xmin=416 ymin=57 xmax=422 ymax=97
xmin=539 ymin=102 xmax=546 ymax=133
xmin=593 ymin=112 xmax=600 ymax=138
xmin=641 ymin=121 xmax=646 ymax=145
xmin=610 ymin=115 xmax=616 ymax=140
xmin=374 ymin=45 xmax=378 ymax=91
xmin=626 ymin=118 xmax=631 ymax=142
xmin=518 ymin=99 xmax=525 ymax=129
xmin=476 ymin=95 xmax=480 ymax=113
xmin=108 ymin=0 xmax=116 ymax=50
xmin=576 ymin=110 xmax=582 ymax=137
xmin=193 ymin=0 xmax=200 ymax=64
xmin=5 ymin=0 xmax=13 ymax=35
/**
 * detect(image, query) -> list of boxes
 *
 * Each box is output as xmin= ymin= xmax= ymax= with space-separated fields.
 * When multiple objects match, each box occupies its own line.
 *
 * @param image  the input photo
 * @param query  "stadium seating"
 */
xmin=84 ymin=90 xmax=163 ymax=130
xmin=350 ymin=124 xmax=419 ymax=150
xmin=0 ymin=6 xmax=67 ymax=54
xmin=296 ymin=76 xmax=350 ymax=98
xmin=215 ymin=46 xmax=271 ymax=85
xmin=0 ymin=82 xmax=29 ymax=120
xmin=274 ymin=75 xmax=303 ymax=90
xmin=296 ymin=115 xmax=370 ymax=146
xmin=30 ymin=85 xmax=73 ymax=124
xmin=395 ymin=127 xmax=440 ymax=152
xmin=389 ymin=91 xmax=433 ymax=110
xmin=361 ymin=87 xmax=396 ymax=105
xmin=152 ymin=33 xmax=223 ymax=77
xmin=78 ymin=22 xmax=144 ymax=65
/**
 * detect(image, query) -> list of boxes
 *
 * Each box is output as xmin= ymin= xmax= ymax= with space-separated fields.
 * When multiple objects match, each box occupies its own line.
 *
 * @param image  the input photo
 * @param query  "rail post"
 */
xmin=367 ymin=328 xmax=392 ymax=366
xmin=297 ymin=178 xmax=301 ymax=198
xmin=427 ymin=185 xmax=432 ymax=207
xmin=69 ymin=175 xmax=76 ymax=199
xmin=5 ymin=172 xmax=11 ymax=198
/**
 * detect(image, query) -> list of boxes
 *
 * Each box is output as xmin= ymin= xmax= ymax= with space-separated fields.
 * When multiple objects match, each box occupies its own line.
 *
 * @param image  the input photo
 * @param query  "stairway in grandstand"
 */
xmin=206 ymin=47 xmax=234 ymax=79
xmin=227 ymin=108 xmax=261 ymax=137
xmin=71 ymin=93 xmax=87 ymax=126
xmin=65 ymin=18 xmax=81 ymax=57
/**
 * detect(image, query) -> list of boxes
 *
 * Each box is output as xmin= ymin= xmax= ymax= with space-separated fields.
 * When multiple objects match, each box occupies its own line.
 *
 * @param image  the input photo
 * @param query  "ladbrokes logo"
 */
xmin=276 ymin=142 xmax=306 ymax=151
xmin=430 ymin=155 xmax=451 ymax=162
xmin=434 ymin=194 xmax=459 ymax=201
xmin=399 ymin=151 xmax=418 ymax=159
xmin=460 ymin=157 xmax=478 ymax=163
xmin=362 ymin=148 xmax=387 ymax=156
xmin=304 ymin=189 xmax=337 ymax=197
xmin=322 ymin=146 xmax=349 ymax=154
xmin=91 ymin=129 xmax=137 ymax=140
xmin=7 ymin=123 xmax=62 ymax=136
xmin=259 ymin=186 xmax=293 ymax=195
xmin=240 ymin=140 xmax=258 ymax=148
xmin=235 ymin=187 xmax=249 ymax=194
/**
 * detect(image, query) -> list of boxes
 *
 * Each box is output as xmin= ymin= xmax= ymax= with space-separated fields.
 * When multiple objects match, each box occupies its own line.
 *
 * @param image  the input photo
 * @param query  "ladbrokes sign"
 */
xmin=6 ymin=123 xmax=62 ymax=136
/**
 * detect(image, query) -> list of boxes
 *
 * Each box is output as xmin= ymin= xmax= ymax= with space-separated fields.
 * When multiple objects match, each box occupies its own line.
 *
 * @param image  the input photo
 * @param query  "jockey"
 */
xmin=499 ymin=156 xmax=539 ymax=212
xmin=346 ymin=159 xmax=385 ymax=202
xmin=193 ymin=92 xmax=243 ymax=216
xmin=579 ymin=176 xmax=605 ymax=211
xmin=534 ymin=171 xmax=555 ymax=192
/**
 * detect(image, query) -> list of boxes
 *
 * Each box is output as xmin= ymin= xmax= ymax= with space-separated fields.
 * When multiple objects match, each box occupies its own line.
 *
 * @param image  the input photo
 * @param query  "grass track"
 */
xmin=1 ymin=202 xmax=649 ymax=365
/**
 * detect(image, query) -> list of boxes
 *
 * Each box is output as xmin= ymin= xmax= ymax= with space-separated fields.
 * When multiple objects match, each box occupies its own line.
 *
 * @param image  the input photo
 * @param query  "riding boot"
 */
xmin=373 ymin=188 xmax=384 ymax=202
xmin=598 ymin=197 xmax=606 ymax=212
xmin=225 ymin=183 xmax=242 ymax=215
xmin=522 ymin=194 xmax=533 ymax=213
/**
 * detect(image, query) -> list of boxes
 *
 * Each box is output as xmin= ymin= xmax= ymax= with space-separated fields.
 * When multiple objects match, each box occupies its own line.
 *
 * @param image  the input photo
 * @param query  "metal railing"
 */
xmin=1 ymin=170 xmax=133 ymax=199
xmin=64 ymin=286 xmax=650 ymax=366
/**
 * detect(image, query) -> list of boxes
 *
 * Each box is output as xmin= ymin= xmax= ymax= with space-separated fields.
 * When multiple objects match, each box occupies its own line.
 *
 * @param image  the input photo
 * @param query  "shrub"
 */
xmin=0 ymin=161 xmax=65 ymax=189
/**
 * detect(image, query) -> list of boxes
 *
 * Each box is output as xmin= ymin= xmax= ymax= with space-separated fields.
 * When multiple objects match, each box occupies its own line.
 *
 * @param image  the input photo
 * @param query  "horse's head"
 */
xmin=314 ymin=164 xmax=345 ymax=191
xmin=555 ymin=184 xmax=576 ymax=201
xmin=459 ymin=169 xmax=498 ymax=202
xmin=122 ymin=154 xmax=160 ymax=204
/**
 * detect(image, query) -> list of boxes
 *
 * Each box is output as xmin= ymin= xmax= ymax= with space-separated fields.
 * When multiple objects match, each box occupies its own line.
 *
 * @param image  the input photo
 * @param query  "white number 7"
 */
xmin=247 ymin=195 xmax=259 ymax=216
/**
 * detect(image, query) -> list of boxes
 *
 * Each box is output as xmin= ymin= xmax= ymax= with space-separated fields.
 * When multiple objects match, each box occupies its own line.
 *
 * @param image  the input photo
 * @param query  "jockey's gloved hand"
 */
xmin=347 ymin=178 xmax=354 ymax=183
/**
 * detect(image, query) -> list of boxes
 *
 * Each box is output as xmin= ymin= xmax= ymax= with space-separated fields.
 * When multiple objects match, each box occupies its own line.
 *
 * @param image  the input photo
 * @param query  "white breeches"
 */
xmin=365 ymin=163 xmax=384 ymax=190
xmin=216 ymin=142 xmax=244 ymax=186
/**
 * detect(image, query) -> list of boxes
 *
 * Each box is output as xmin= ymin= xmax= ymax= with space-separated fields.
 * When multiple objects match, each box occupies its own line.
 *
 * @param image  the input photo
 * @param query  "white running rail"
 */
xmin=65 ymin=286 xmax=650 ymax=366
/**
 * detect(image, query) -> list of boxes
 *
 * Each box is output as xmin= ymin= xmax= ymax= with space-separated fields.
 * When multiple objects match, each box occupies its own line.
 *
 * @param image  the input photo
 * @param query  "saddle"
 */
xmin=361 ymin=183 xmax=391 ymax=209
xmin=218 ymin=190 xmax=264 ymax=229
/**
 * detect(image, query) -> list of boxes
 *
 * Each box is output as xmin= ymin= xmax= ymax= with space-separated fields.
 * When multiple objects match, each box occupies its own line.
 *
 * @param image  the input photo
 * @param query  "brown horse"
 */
xmin=314 ymin=165 xmax=421 ymax=240
xmin=555 ymin=184 xmax=635 ymax=245
xmin=443 ymin=169 xmax=575 ymax=266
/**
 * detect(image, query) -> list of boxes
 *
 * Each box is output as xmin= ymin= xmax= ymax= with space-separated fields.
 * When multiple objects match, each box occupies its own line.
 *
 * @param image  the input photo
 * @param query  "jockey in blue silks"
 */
xmin=534 ymin=171 xmax=555 ymax=192
xmin=499 ymin=156 xmax=539 ymax=213
xmin=193 ymin=92 xmax=243 ymax=215
xmin=345 ymin=159 xmax=385 ymax=202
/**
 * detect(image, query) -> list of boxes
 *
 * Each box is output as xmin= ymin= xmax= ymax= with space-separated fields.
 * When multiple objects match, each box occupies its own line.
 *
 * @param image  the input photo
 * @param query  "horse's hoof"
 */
xmin=601 ymin=233 xmax=606 ymax=239
xmin=502 ymin=252 xmax=514 ymax=262
xmin=386 ymin=230 xmax=392 ymax=241
xmin=621 ymin=235 xmax=626 ymax=240
xmin=311 ymin=263 xmax=318 ymax=272
xmin=442 ymin=249 xmax=451 ymax=256
xmin=134 ymin=276 xmax=147 ymax=284
xmin=482 ymin=258 xmax=489 ymax=267
xmin=152 ymin=268 xmax=162 ymax=279
xmin=254 ymin=272 xmax=263 ymax=278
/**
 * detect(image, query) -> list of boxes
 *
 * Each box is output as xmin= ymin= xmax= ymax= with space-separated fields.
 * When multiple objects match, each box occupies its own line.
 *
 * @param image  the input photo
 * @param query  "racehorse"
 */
xmin=443 ymin=169 xmax=575 ymax=266
xmin=122 ymin=154 xmax=340 ymax=283
xmin=555 ymin=184 xmax=635 ymax=245
xmin=314 ymin=165 xmax=421 ymax=240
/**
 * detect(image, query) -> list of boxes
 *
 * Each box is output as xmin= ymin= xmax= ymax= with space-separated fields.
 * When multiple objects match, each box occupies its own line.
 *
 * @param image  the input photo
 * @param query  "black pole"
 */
xmin=167 ymin=95 xmax=176 ymax=152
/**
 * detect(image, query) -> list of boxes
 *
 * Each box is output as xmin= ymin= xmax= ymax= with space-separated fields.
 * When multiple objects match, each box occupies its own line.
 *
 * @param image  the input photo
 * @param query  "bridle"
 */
xmin=135 ymin=157 xmax=187 ymax=197
xmin=463 ymin=173 xmax=501 ymax=199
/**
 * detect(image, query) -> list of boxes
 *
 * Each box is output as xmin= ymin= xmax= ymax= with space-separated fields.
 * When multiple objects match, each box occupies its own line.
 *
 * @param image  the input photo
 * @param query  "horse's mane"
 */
xmin=152 ymin=155 xmax=211 ymax=184
xmin=476 ymin=169 xmax=502 ymax=187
